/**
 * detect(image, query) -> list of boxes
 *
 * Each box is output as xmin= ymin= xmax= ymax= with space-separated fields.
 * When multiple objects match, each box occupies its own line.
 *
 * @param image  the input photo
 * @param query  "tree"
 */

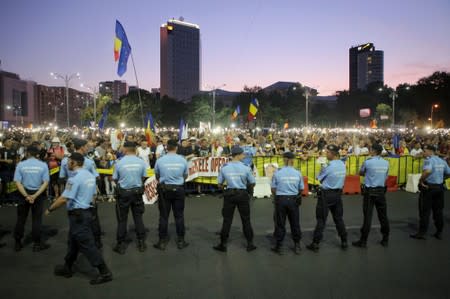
xmin=376 ymin=103 xmax=392 ymax=127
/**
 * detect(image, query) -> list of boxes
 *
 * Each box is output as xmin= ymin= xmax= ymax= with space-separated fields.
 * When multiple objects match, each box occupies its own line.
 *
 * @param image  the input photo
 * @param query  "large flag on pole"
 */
xmin=145 ymin=112 xmax=156 ymax=146
xmin=247 ymin=98 xmax=259 ymax=121
xmin=231 ymin=105 xmax=240 ymax=120
xmin=98 ymin=107 xmax=109 ymax=129
xmin=114 ymin=20 xmax=131 ymax=77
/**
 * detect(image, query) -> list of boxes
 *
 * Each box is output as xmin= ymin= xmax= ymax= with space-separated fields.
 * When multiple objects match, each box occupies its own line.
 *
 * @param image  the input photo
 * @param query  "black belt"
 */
xmin=426 ymin=183 xmax=443 ymax=189
xmin=365 ymin=186 xmax=385 ymax=190
xmin=321 ymin=188 xmax=342 ymax=192
xmin=276 ymin=195 xmax=298 ymax=200
xmin=68 ymin=208 xmax=90 ymax=216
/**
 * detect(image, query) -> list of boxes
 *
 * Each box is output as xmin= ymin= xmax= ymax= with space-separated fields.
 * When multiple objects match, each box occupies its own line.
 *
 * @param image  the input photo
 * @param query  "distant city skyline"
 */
xmin=1 ymin=0 xmax=449 ymax=96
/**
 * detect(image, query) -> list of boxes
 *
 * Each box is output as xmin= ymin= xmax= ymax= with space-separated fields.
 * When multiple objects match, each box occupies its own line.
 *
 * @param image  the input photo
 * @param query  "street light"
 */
xmin=304 ymin=87 xmax=311 ymax=127
xmin=430 ymin=104 xmax=439 ymax=128
xmin=207 ymin=84 xmax=226 ymax=128
xmin=80 ymin=83 xmax=98 ymax=125
xmin=50 ymin=72 xmax=80 ymax=127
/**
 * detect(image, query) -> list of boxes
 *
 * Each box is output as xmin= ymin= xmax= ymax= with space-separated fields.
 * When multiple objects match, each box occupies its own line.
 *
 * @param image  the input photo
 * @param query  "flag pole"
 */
xmin=130 ymin=52 xmax=145 ymax=127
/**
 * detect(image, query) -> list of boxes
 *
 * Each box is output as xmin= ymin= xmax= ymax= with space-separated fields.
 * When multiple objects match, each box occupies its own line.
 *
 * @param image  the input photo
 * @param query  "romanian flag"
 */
xmin=231 ymin=105 xmax=240 ymax=120
xmin=145 ymin=113 xmax=156 ymax=146
xmin=247 ymin=98 xmax=259 ymax=121
xmin=114 ymin=20 xmax=131 ymax=77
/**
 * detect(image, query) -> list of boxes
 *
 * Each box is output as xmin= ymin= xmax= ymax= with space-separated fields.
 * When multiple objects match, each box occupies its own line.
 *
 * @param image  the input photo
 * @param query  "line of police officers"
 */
xmin=6 ymin=139 xmax=450 ymax=285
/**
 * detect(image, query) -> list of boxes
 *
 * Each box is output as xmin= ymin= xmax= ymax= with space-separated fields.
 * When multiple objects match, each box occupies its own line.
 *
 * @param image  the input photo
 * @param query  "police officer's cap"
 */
xmin=73 ymin=138 xmax=87 ymax=148
xmin=424 ymin=144 xmax=437 ymax=151
xmin=283 ymin=151 xmax=295 ymax=159
xmin=69 ymin=152 xmax=84 ymax=164
xmin=27 ymin=145 xmax=40 ymax=156
xmin=123 ymin=141 xmax=137 ymax=148
xmin=167 ymin=139 xmax=179 ymax=147
xmin=231 ymin=146 xmax=244 ymax=155
xmin=326 ymin=144 xmax=340 ymax=154
xmin=371 ymin=143 xmax=383 ymax=154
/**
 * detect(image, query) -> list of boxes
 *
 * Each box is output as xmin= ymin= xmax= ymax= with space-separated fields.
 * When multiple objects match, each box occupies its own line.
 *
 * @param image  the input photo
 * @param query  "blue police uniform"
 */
xmin=357 ymin=156 xmax=390 ymax=246
xmin=416 ymin=155 xmax=450 ymax=236
xmin=61 ymin=168 xmax=111 ymax=282
xmin=216 ymin=160 xmax=256 ymax=250
xmin=60 ymin=155 xmax=102 ymax=247
xmin=154 ymin=153 xmax=189 ymax=246
xmin=311 ymin=158 xmax=348 ymax=248
xmin=112 ymin=155 xmax=148 ymax=248
xmin=271 ymin=166 xmax=304 ymax=250
xmin=241 ymin=145 xmax=256 ymax=168
xmin=13 ymin=157 xmax=50 ymax=245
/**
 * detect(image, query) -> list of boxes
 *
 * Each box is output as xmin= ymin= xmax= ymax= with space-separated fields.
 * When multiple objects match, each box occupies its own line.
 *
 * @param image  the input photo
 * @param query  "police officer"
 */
xmin=60 ymin=138 xmax=103 ymax=249
xmin=45 ymin=153 xmax=112 ymax=285
xmin=270 ymin=151 xmax=304 ymax=255
xmin=410 ymin=144 xmax=450 ymax=240
xmin=353 ymin=143 xmax=390 ymax=248
xmin=213 ymin=146 xmax=257 ymax=252
xmin=112 ymin=141 xmax=148 ymax=254
xmin=153 ymin=139 xmax=189 ymax=250
xmin=307 ymin=144 xmax=348 ymax=252
xmin=13 ymin=145 xmax=50 ymax=252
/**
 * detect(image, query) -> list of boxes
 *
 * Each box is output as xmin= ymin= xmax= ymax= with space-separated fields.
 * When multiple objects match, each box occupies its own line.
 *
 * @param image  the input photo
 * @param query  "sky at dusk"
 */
xmin=1 ymin=0 xmax=450 ymax=95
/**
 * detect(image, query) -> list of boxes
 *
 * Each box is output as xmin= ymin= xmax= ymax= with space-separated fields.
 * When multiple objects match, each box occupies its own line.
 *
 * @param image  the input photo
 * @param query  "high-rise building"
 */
xmin=349 ymin=43 xmax=384 ymax=91
xmin=99 ymin=80 xmax=128 ymax=103
xmin=160 ymin=18 xmax=200 ymax=101
xmin=0 ymin=70 xmax=38 ymax=127
xmin=36 ymin=85 xmax=91 ymax=126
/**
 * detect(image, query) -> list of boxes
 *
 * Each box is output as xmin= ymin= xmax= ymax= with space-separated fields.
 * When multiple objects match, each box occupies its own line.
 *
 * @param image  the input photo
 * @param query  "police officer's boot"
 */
xmin=153 ymin=238 xmax=168 ymax=251
xmin=246 ymin=241 xmax=257 ymax=252
xmin=433 ymin=232 xmax=442 ymax=240
xmin=293 ymin=242 xmax=301 ymax=255
xmin=409 ymin=232 xmax=426 ymax=240
xmin=54 ymin=263 xmax=73 ymax=278
xmin=33 ymin=242 xmax=51 ymax=252
xmin=137 ymin=239 xmax=147 ymax=252
xmin=306 ymin=242 xmax=319 ymax=252
xmin=213 ymin=241 xmax=227 ymax=252
xmin=113 ymin=242 xmax=126 ymax=255
xmin=14 ymin=239 xmax=23 ymax=252
xmin=352 ymin=239 xmax=367 ymax=248
xmin=271 ymin=242 xmax=283 ymax=255
xmin=176 ymin=237 xmax=189 ymax=249
xmin=380 ymin=236 xmax=389 ymax=247
xmin=90 ymin=264 xmax=113 ymax=285
xmin=0 ymin=242 xmax=5 ymax=248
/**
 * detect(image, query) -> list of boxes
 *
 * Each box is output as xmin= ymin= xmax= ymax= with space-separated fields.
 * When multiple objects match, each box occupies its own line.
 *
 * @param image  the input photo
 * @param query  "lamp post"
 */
xmin=50 ymin=72 xmax=80 ymax=127
xmin=390 ymin=91 xmax=397 ymax=127
xmin=430 ymin=104 xmax=439 ymax=128
xmin=207 ymin=84 xmax=226 ymax=128
xmin=81 ymin=83 xmax=98 ymax=125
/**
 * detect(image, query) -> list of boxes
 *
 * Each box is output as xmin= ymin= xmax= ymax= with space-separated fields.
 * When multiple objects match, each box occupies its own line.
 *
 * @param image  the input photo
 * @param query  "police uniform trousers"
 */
xmin=116 ymin=187 xmax=145 ymax=242
xmin=274 ymin=195 xmax=301 ymax=244
xmin=90 ymin=203 xmax=102 ymax=244
xmin=14 ymin=190 xmax=46 ymax=243
xmin=313 ymin=189 xmax=347 ymax=243
xmin=65 ymin=209 xmax=104 ymax=268
xmin=418 ymin=184 xmax=444 ymax=234
xmin=158 ymin=185 xmax=186 ymax=239
xmin=360 ymin=187 xmax=389 ymax=240
xmin=220 ymin=189 xmax=254 ymax=243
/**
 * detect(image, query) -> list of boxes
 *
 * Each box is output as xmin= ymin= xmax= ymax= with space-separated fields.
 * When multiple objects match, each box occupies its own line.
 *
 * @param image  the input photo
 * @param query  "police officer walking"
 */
xmin=60 ymin=138 xmax=103 ymax=249
xmin=45 ymin=153 xmax=112 ymax=285
xmin=270 ymin=151 xmax=304 ymax=255
xmin=307 ymin=145 xmax=348 ymax=252
xmin=112 ymin=141 xmax=148 ymax=254
xmin=353 ymin=144 xmax=390 ymax=248
xmin=13 ymin=145 xmax=50 ymax=252
xmin=410 ymin=144 xmax=450 ymax=240
xmin=213 ymin=146 xmax=257 ymax=252
xmin=153 ymin=139 xmax=189 ymax=250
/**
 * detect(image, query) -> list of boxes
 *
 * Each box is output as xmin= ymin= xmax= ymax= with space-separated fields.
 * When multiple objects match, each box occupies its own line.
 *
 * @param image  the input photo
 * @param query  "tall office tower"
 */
xmin=160 ymin=18 xmax=200 ymax=101
xmin=349 ymin=43 xmax=384 ymax=91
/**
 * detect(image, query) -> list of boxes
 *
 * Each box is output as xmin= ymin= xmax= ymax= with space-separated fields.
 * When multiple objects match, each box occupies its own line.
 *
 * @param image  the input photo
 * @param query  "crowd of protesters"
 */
xmin=0 ymin=127 xmax=449 ymax=205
